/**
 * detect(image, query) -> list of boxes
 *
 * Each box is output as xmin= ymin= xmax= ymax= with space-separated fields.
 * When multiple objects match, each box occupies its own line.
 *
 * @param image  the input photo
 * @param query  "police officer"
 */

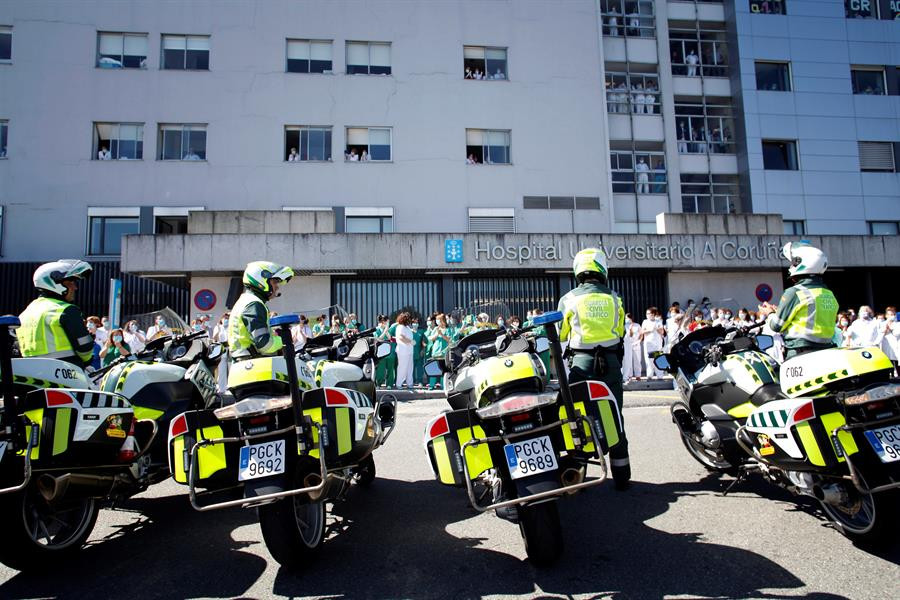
xmin=759 ymin=242 xmax=839 ymax=360
xmin=557 ymin=248 xmax=630 ymax=490
xmin=228 ymin=261 xmax=294 ymax=360
xmin=18 ymin=260 xmax=95 ymax=367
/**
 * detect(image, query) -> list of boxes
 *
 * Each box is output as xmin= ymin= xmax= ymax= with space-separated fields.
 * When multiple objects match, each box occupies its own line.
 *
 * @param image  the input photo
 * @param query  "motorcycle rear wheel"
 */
xmin=354 ymin=454 xmax=376 ymax=487
xmin=820 ymin=483 xmax=899 ymax=545
xmin=0 ymin=486 xmax=99 ymax=571
xmin=258 ymin=495 xmax=326 ymax=569
xmin=518 ymin=501 xmax=563 ymax=567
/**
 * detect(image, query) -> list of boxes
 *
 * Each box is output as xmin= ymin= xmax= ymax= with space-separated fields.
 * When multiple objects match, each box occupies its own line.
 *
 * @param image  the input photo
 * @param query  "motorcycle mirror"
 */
xmin=755 ymin=335 xmax=774 ymax=352
xmin=534 ymin=337 xmax=550 ymax=353
xmin=376 ymin=342 xmax=392 ymax=359
xmin=207 ymin=343 xmax=224 ymax=361
xmin=424 ymin=360 xmax=443 ymax=377
xmin=653 ymin=354 xmax=671 ymax=371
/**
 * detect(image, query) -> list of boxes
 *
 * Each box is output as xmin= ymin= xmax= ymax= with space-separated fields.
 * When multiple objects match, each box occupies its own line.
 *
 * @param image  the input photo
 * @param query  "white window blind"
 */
xmin=347 ymin=127 xmax=368 ymax=145
xmin=368 ymin=128 xmax=390 ymax=145
xmin=162 ymin=35 xmax=183 ymax=50
xmin=287 ymin=40 xmax=309 ymax=59
xmin=124 ymin=34 xmax=147 ymax=55
xmin=464 ymin=46 xmax=485 ymax=59
xmin=466 ymin=129 xmax=484 ymax=145
xmin=99 ymin=33 xmax=122 ymax=55
xmin=485 ymin=48 xmax=505 ymax=60
xmin=186 ymin=36 xmax=209 ymax=51
xmin=310 ymin=41 xmax=331 ymax=60
xmin=370 ymin=43 xmax=390 ymax=67
xmin=859 ymin=142 xmax=895 ymax=172
xmin=347 ymin=42 xmax=368 ymax=65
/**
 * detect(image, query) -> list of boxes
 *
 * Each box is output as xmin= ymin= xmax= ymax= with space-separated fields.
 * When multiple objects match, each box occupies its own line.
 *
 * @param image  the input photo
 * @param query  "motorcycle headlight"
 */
xmin=213 ymin=395 xmax=293 ymax=420
xmin=363 ymin=358 xmax=375 ymax=381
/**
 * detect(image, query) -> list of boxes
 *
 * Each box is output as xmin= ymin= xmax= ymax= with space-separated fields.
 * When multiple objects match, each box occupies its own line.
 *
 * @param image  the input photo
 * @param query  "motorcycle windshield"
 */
xmin=282 ymin=304 xmax=357 ymax=349
xmin=451 ymin=301 xmax=512 ymax=332
xmin=122 ymin=307 xmax=189 ymax=340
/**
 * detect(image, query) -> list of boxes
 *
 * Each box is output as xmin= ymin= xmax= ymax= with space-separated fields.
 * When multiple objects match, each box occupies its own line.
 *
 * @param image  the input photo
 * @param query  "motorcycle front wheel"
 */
xmin=258 ymin=494 xmax=326 ymax=569
xmin=518 ymin=501 xmax=563 ymax=567
xmin=679 ymin=426 xmax=736 ymax=473
xmin=0 ymin=486 xmax=99 ymax=571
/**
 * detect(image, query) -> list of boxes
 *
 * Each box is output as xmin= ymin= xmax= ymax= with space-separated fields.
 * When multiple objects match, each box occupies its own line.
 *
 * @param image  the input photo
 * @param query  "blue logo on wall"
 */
xmin=445 ymin=239 xmax=463 ymax=263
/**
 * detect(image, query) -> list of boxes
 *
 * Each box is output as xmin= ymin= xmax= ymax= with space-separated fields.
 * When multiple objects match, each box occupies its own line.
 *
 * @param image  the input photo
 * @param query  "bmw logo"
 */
xmin=244 ymin=362 xmax=254 ymax=370
xmin=504 ymin=359 xmax=514 ymax=367
xmin=862 ymin=351 xmax=872 ymax=359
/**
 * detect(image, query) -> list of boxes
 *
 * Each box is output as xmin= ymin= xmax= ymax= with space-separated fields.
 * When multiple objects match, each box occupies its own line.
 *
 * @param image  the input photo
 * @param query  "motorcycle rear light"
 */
xmin=475 ymin=392 xmax=557 ymax=420
xmin=46 ymin=390 xmax=74 ymax=407
xmin=169 ymin=414 xmax=188 ymax=438
xmin=249 ymin=416 xmax=271 ymax=425
xmin=791 ymin=401 xmax=815 ymax=424
xmin=843 ymin=383 xmax=900 ymax=407
xmin=325 ymin=388 xmax=349 ymax=407
xmin=213 ymin=395 xmax=293 ymax=420
xmin=427 ymin=415 xmax=449 ymax=440
xmin=509 ymin=413 xmax=531 ymax=423
xmin=589 ymin=382 xmax=612 ymax=399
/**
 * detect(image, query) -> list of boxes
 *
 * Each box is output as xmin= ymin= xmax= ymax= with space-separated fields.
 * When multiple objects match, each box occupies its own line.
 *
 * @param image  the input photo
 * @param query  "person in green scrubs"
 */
xmin=411 ymin=317 xmax=427 ymax=387
xmin=427 ymin=313 xmax=452 ymax=389
xmin=375 ymin=314 xmax=396 ymax=388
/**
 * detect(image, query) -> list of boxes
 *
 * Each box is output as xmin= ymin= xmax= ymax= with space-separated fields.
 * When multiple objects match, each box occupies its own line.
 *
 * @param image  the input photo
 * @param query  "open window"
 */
xmin=158 ymin=124 xmax=207 ymax=161
xmin=93 ymin=123 xmax=144 ymax=160
xmin=97 ymin=32 xmax=148 ymax=69
xmin=0 ymin=26 xmax=11 ymax=61
xmin=285 ymin=126 xmax=332 ymax=161
xmin=87 ymin=208 xmax=140 ymax=256
xmin=466 ymin=129 xmax=510 ymax=164
xmin=851 ymin=66 xmax=885 ymax=95
xmin=463 ymin=46 xmax=507 ymax=80
xmin=345 ymin=127 xmax=391 ymax=161
xmin=762 ymin=140 xmax=798 ymax=170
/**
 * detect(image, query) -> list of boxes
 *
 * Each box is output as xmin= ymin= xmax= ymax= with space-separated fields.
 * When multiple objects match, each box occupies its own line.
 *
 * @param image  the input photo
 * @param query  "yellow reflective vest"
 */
xmin=557 ymin=282 xmax=626 ymax=350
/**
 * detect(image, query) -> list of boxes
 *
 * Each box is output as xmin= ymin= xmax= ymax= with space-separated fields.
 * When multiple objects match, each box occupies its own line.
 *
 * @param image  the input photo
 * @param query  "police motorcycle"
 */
xmin=167 ymin=313 xmax=396 ymax=569
xmin=423 ymin=308 xmax=625 ymax=566
xmin=655 ymin=324 xmax=900 ymax=542
xmin=0 ymin=308 xmax=222 ymax=571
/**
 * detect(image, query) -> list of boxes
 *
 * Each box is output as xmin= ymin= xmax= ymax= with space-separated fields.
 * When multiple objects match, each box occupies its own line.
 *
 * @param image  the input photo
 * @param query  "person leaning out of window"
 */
xmin=99 ymin=328 xmax=132 ymax=367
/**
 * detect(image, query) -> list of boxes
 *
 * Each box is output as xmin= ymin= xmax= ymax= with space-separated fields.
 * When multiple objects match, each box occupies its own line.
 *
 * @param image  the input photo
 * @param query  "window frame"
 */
xmin=344 ymin=127 xmax=392 ymax=162
xmin=160 ymin=34 xmax=210 ymax=71
xmin=345 ymin=207 xmax=394 ymax=233
xmin=157 ymin=123 xmax=208 ymax=161
xmin=96 ymin=31 xmax=149 ymax=69
xmin=93 ymin=122 xmax=145 ymax=161
xmin=675 ymin=99 xmax=736 ymax=155
xmin=463 ymin=45 xmax=508 ymax=80
xmin=285 ymin=38 xmax=333 ymax=74
xmin=761 ymin=139 xmax=799 ymax=170
xmin=850 ymin=66 xmax=886 ymax=95
xmin=345 ymin=41 xmax=392 ymax=75
xmin=610 ymin=150 xmax=668 ymax=194
xmin=679 ymin=174 xmax=739 ymax=214
xmin=858 ymin=141 xmax=896 ymax=172
xmin=669 ymin=27 xmax=729 ymax=78
xmin=754 ymin=61 xmax=792 ymax=91
xmin=845 ymin=0 xmax=879 ymax=19
xmin=0 ymin=25 xmax=12 ymax=62
xmin=605 ymin=70 xmax=661 ymax=114
xmin=86 ymin=208 xmax=141 ymax=257
xmin=465 ymin=129 xmax=512 ymax=165
xmin=868 ymin=221 xmax=900 ymax=235
xmin=285 ymin=126 xmax=333 ymax=162
xmin=601 ymin=0 xmax=656 ymax=38
xmin=783 ymin=219 xmax=806 ymax=235
xmin=0 ymin=119 xmax=8 ymax=159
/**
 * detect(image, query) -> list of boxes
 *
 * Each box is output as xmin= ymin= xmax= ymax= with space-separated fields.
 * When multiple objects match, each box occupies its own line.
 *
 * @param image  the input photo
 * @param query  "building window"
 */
xmin=0 ymin=120 xmax=7 ymax=158
xmin=846 ymin=0 xmax=878 ymax=18
xmin=869 ymin=221 xmax=899 ymax=235
xmin=851 ymin=66 xmax=885 ymax=95
xmin=158 ymin=124 xmax=207 ymax=160
xmin=670 ymin=27 xmax=729 ymax=77
xmin=346 ymin=41 xmax=391 ymax=75
xmin=155 ymin=216 xmax=188 ymax=233
xmin=286 ymin=39 xmax=332 ymax=73
xmin=161 ymin=35 xmax=209 ymax=70
xmin=93 ymin=123 xmax=143 ymax=160
xmin=466 ymin=129 xmax=511 ymax=164
xmin=463 ymin=46 xmax=507 ymax=80
xmin=601 ymin=0 xmax=655 ymax=37
xmin=858 ymin=142 xmax=896 ymax=172
xmin=523 ymin=196 xmax=600 ymax=210
xmin=750 ymin=1 xmax=786 ymax=14
xmin=97 ymin=32 xmax=148 ymax=69
xmin=0 ymin=26 xmax=10 ymax=61
xmin=675 ymin=99 xmax=736 ymax=154
xmin=345 ymin=208 xmax=393 ymax=233
xmin=605 ymin=71 xmax=660 ymax=114
xmin=468 ymin=208 xmax=515 ymax=233
xmin=611 ymin=150 xmax=667 ymax=194
xmin=680 ymin=174 xmax=739 ymax=214
xmin=345 ymin=127 xmax=391 ymax=161
xmin=762 ymin=140 xmax=798 ymax=170
xmin=285 ymin=126 xmax=332 ymax=161
xmin=783 ymin=220 xmax=805 ymax=235
xmin=88 ymin=212 xmax=140 ymax=256
xmin=755 ymin=61 xmax=791 ymax=91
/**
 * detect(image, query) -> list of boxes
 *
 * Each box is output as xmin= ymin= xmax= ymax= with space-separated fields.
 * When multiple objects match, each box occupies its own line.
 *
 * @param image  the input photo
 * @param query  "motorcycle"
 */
xmin=0 ymin=309 xmax=222 ymax=570
xmin=423 ymin=309 xmax=624 ymax=566
xmin=655 ymin=325 xmax=900 ymax=542
xmin=167 ymin=313 xmax=396 ymax=569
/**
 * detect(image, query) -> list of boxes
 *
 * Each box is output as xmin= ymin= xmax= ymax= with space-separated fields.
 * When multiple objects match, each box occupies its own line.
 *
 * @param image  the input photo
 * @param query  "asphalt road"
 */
xmin=1 ymin=391 xmax=898 ymax=599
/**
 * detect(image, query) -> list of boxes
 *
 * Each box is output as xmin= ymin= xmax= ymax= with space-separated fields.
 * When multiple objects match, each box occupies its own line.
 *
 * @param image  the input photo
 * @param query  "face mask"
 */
xmin=192 ymin=324 xmax=202 ymax=331
xmin=222 ymin=319 xmax=229 ymax=327
xmin=113 ymin=335 xmax=123 ymax=343
xmin=876 ymin=317 xmax=885 ymax=323
xmin=426 ymin=321 xmax=434 ymax=327
xmin=102 ymin=320 xmax=109 ymax=329
xmin=888 ymin=314 xmax=896 ymax=322
xmin=695 ymin=316 xmax=702 ymax=322
xmin=717 ymin=311 xmax=725 ymax=318
xmin=840 ymin=320 xmax=849 ymax=327
xmin=670 ymin=312 xmax=677 ymax=318
xmin=87 ymin=323 xmax=96 ymax=331
xmin=861 ymin=312 xmax=872 ymax=320
xmin=411 ymin=323 xmax=419 ymax=331
xmin=724 ymin=314 xmax=732 ymax=320
xmin=511 ymin=321 xmax=519 ymax=328
xmin=129 ymin=324 xmax=137 ymax=332
xmin=739 ymin=312 xmax=747 ymax=319
xmin=625 ymin=318 xmax=632 ymax=326
xmin=498 ymin=319 xmax=505 ymax=327
xmin=156 ymin=319 xmax=166 ymax=327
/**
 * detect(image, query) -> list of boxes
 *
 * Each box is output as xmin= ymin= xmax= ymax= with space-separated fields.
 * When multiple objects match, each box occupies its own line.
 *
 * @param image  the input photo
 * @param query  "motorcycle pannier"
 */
xmin=560 ymin=381 xmax=624 ymax=455
xmin=19 ymin=388 xmax=134 ymax=466
xmin=425 ymin=407 xmax=494 ymax=487
xmin=169 ymin=409 xmax=241 ymax=489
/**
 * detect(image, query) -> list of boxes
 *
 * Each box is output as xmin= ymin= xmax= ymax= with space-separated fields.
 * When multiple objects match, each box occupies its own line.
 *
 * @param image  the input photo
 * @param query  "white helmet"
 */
xmin=782 ymin=242 xmax=827 ymax=278
xmin=33 ymin=259 xmax=93 ymax=295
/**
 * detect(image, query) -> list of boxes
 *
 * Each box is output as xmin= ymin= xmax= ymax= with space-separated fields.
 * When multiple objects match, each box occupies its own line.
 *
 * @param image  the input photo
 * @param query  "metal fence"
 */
xmin=332 ymin=278 xmax=441 ymax=327
xmin=0 ymin=261 xmax=189 ymax=319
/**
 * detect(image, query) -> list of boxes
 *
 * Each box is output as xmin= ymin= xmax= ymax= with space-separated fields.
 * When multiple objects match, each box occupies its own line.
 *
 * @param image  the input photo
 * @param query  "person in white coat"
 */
xmin=665 ymin=308 xmax=683 ymax=351
xmin=686 ymin=50 xmax=699 ymax=76
xmin=393 ymin=312 xmax=415 ymax=389
xmin=622 ymin=313 xmax=643 ymax=380
xmin=212 ymin=312 xmax=230 ymax=393
xmin=845 ymin=305 xmax=882 ymax=348
xmin=881 ymin=306 xmax=900 ymax=376
xmin=641 ymin=307 xmax=665 ymax=378
xmin=635 ymin=157 xmax=650 ymax=193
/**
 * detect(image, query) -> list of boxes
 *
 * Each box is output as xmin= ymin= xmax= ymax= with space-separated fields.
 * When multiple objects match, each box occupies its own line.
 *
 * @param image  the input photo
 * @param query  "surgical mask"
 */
xmin=739 ymin=312 xmax=747 ymax=319
xmin=192 ymin=324 xmax=203 ymax=331
xmin=87 ymin=322 xmax=96 ymax=331
xmin=156 ymin=319 xmax=166 ymax=327
xmin=497 ymin=319 xmax=505 ymax=327
xmin=102 ymin=320 xmax=109 ymax=328
xmin=129 ymin=324 xmax=137 ymax=332
xmin=717 ymin=311 xmax=725 ymax=318
xmin=724 ymin=314 xmax=732 ymax=320
xmin=695 ymin=316 xmax=702 ymax=322
xmin=876 ymin=317 xmax=885 ymax=323
xmin=222 ymin=319 xmax=229 ymax=327
xmin=861 ymin=311 xmax=872 ymax=320
xmin=670 ymin=312 xmax=677 ymax=318
xmin=625 ymin=318 xmax=632 ymax=326
xmin=888 ymin=314 xmax=896 ymax=322
xmin=411 ymin=323 xmax=419 ymax=331
xmin=840 ymin=320 xmax=849 ymax=327
xmin=426 ymin=320 xmax=434 ymax=327
xmin=113 ymin=335 xmax=123 ymax=343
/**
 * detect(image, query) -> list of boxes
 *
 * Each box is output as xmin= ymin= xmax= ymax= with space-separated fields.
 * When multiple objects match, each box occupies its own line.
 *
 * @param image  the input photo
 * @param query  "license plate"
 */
xmin=238 ymin=440 xmax=285 ymax=481
xmin=503 ymin=435 xmax=558 ymax=480
xmin=864 ymin=425 xmax=900 ymax=463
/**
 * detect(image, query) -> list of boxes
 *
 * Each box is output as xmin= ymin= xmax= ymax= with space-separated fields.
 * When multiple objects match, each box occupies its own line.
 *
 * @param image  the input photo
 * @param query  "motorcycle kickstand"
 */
xmin=722 ymin=465 xmax=756 ymax=497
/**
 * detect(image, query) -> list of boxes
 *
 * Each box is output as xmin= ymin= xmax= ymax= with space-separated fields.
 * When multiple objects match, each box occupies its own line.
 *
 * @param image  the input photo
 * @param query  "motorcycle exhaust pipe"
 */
xmin=813 ymin=483 xmax=848 ymax=506
xmin=302 ymin=472 xmax=349 ymax=502
xmin=37 ymin=473 xmax=117 ymax=503
xmin=560 ymin=467 xmax=585 ymax=492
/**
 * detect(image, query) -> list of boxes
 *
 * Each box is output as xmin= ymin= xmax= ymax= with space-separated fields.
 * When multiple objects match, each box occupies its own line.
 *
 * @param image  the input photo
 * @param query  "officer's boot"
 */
xmin=609 ymin=436 xmax=630 ymax=491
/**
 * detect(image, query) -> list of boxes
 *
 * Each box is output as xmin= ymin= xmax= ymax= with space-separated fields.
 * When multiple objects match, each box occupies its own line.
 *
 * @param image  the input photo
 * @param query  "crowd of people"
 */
xmin=464 ymin=66 xmax=506 ymax=80
xmin=606 ymin=81 xmax=659 ymax=114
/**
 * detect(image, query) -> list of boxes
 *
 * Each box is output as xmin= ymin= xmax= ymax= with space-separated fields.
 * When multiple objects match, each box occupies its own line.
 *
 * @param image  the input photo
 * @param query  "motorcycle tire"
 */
xmin=518 ymin=501 xmax=563 ymax=567
xmin=0 ymin=486 xmax=99 ymax=572
xmin=258 ymin=495 xmax=326 ymax=569
xmin=354 ymin=454 xmax=376 ymax=488
xmin=821 ymin=485 xmax=900 ymax=546
xmin=678 ymin=427 xmax=737 ymax=474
